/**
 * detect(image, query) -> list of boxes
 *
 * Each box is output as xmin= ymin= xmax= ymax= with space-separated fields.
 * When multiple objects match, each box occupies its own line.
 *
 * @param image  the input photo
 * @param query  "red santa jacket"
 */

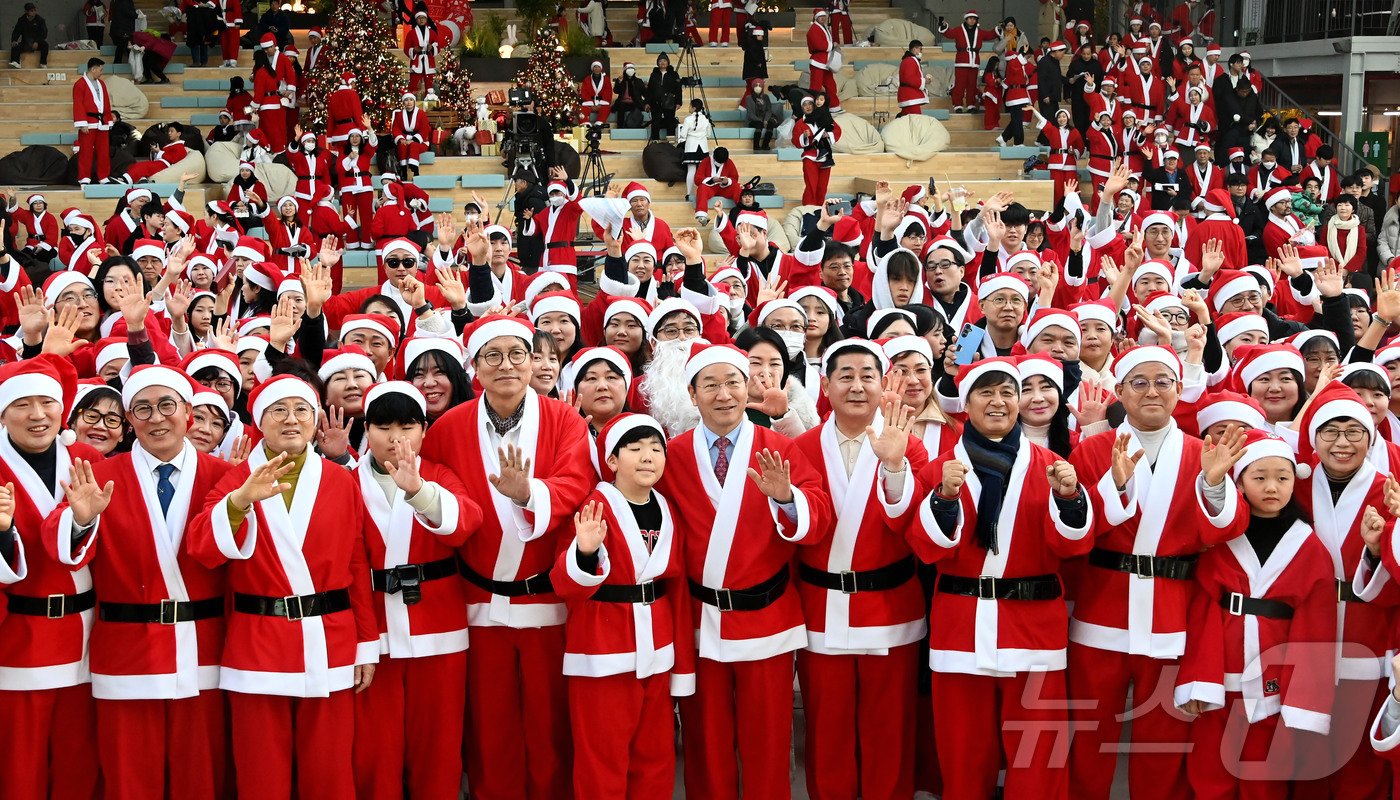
xmin=59 ymin=227 xmax=104 ymax=273
xmin=792 ymin=416 xmax=930 ymax=653
xmin=905 ymin=436 xmax=1095 ymax=675
xmin=1303 ymin=161 xmax=1341 ymax=203
xmin=897 ymin=53 xmax=927 ymax=109
xmin=539 ymin=190 xmax=587 ymax=277
xmin=1185 ymin=213 xmax=1247 ymax=271
xmin=335 ymin=142 xmax=378 ymax=195
xmin=72 ymin=75 xmax=114 ymax=131
xmin=1084 ymin=122 xmax=1120 ymax=179
xmin=217 ymin=0 xmax=241 ymax=26
xmin=1166 ymin=97 xmax=1215 ymax=149
xmin=13 ymin=207 xmax=59 ymax=252
xmin=1124 ymin=69 xmax=1166 ymax=120
xmin=326 ymin=85 xmax=365 ymax=142
xmin=792 ymin=118 xmax=842 ymax=162
xmin=1037 ymin=116 xmax=1084 ymax=171
xmin=1003 ymin=54 xmax=1032 ymax=107
xmin=806 ymin=21 xmax=835 ymax=70
xmin=187 ymin=446 xmax=380 ymax=697
xmin=1085 ymin=87 xmax=1124 ymax=126
xmin=403 ymin=23 xmax=441 ymax=74
xmin=357 ymin=458 xmax=479 ymax=659
xmin=551 ymin=484 xmax=695 ymax=694
xmin=252 ymin=63 xmax=283 ymax=116
xmin=580 ymin=72 xmax=614 ymax=118
xmin=695 ymin=155 xmax=740 ymax=202
xmin=391 ymin=106 xmax=431 ymax=149
xmin=1067 ymin=423 xmax=1246 ymax=659
xmin=284 ymin=148 xmax=332 ymax=202
xmin=939 ymin=20 xmax=998 ymax=69
xmin=1175 ymin=517 xmax=1337 ymax=734
xmin=48 ymin=443 xmax=231 ymax=699
xmin=418 ymin=390 xmax=594 ymax=630
xmin=1186 ymin=160 xmax=1224 ymax=199
xmin=657 ymin=421 xmax=834 ymax=664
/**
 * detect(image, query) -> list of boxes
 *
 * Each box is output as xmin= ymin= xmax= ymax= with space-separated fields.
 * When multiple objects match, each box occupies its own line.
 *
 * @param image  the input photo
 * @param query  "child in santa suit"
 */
xmin=693 ymin=147 xmax=740 ymax=223
xmin=981 ymin=57 xmax=1002 ymax=130
xmin=417 ymin=315 xmax=595 ymax=800
xmin=0 ymin=355 xmax=105 ymax=800
xmin=350 ymin=382 xmax=481 ymax=800
xmin=391 ymin=92 xmax=431 ymax=179
xmin=187 ymin=375 xmax=381 ymax=800
xmin=552 ymin=413 xmax=694 ymax=798
xmin=45 ymin=366 xmax=233 ymax=800
xmin=1175 ymin=430 xmax=1337 ymax=800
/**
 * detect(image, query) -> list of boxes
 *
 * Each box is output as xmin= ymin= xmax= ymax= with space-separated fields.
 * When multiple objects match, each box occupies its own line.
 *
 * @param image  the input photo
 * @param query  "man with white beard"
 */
xmin=641 ymin=298 xmax=707 ymax=436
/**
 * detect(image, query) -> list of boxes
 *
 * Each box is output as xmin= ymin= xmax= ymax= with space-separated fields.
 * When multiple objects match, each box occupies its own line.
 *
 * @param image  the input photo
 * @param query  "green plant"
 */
xmin=515 ymin=0 xmax=556 ymax=39
xmin=462 ymin=12 xmax=503 ymax=57
xmin=559 ymin=22 xmax=599 ymax=57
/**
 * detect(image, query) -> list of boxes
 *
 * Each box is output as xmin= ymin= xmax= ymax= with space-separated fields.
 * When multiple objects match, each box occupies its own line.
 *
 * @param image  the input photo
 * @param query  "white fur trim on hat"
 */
xmin=318 ymin=351 xmax=377 ymax=382
xmin=95 ymin=341 xmax=129 ymax=373
xmin=820 ymin=339 xmax=889 ymax=376
xmin=755 ymin=299 xmax=806 ymax=327
xmin=529 ymin=294 xmax=582 ymax=325
xmin=1307 ymin=398 xmax=1374 ymax=446
xmin=340 ymin=317 xmax=398 ymax=346
xmin=1212 ymin=274 xmax=1264 ymax=312
xmin=1020 ymin=312 xmax=1079 ymax=349
xmin=1197 ymin=400 xmax=1267 ymax=433
xmin=977 ymin=273 xmax=1030 ymax=302
xmin=251 ymin=379 xmax=319 ymax=427
xmin=1018 ymin=357 xmax=1064 ymax=392
xmin=1231 ymin=437 xmax=1297 ymax=480
xmin=364 ymin=380 xmax=427 ymax=416
xmin=0 ymin=374 xmax=63 ymax=414
xmin=882 ymin=335 xmax=933 ymax=365
xmin=1241 ymin=349 xmax=1305 ymax=389
xmin=1218 ymin=314 xmax=1269 ymax=343
xmin=602 ymin=414 xmax=666 ymax=457
xmin=402 ymin=336 xmax=465 ymax=369
xmin=1112 ymin=345 xmax=1182 ymax=383
xmin=120 ymin=366 xmax=194 ymax=408
xmin=646 ymin=298 xmax=702 ymax=339
xmin=43 ymin=273 xmax=93 ymax=307
xmin=466 ymin=318 xmax=534 ymax=361
xmin=956 ymin=360 xmax=1019 ymax=405
xmin=684 ymin=345 xmax=750 ymax=385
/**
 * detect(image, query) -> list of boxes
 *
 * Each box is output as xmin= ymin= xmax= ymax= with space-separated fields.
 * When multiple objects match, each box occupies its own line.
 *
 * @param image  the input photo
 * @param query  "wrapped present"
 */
xmin=481 ymin=143 xmax=499 ymax=157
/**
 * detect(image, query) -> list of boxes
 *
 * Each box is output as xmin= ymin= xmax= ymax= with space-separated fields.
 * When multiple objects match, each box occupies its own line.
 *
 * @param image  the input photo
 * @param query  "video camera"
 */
xmin=508 ymin=87 xmax=535 ymax=107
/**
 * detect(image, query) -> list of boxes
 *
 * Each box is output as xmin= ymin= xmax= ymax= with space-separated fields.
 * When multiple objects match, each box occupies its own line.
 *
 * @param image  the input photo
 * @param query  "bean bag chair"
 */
xmin=835 ymin=72 xmax=858 ymax=102
xmin=225 ymin=160 xmax=295 ymax=202
xmin=552 ymin=141 xmax=580 ymax=178
xmin=704 ymin=212 xmax=793 ymax=255
xmin=871 ymin=19 xmax=936 ymax=48
xmin=782 ymin=206 xmax=818 ymax=253
xmin=64 ymin=149 xmax=136 ymax=186
xmin=924 ymin=62 xmax=954 ymax=98
xmin=204 ymin=141 xmax=242 ymax=183
xmin=881 ymin=113 xmax=950 ymax=162
xmin=855 ymin=63 xmax=899 ymax=98
xmin=832 ymin=113 xmax=884 ymax=155
xmin=642 ymin=141 xmax=686 ymax=184
xmin=0 ymin=145 xmax=71 ymax=185
xmin=152 ymin=150 xmax=208 ymax=184
xmin=106 ymin=76 xmax=149 ymax=121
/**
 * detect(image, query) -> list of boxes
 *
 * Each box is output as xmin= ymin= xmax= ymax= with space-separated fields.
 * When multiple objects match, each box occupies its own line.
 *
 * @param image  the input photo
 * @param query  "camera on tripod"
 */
xmin=508 ymin=87 xmax=535 ymax=107
xmin=584 ymin=121 xmax=606 ymax=147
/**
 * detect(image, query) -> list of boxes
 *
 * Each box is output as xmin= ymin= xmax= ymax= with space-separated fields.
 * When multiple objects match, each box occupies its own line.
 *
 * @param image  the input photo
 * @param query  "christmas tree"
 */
xmin=514 ymin=29 xmax=576 ymax=129
xmin=432 ymin=47 xmax=475 ymax=122
xmin=303 ymin=0 xmax=408 ymax=133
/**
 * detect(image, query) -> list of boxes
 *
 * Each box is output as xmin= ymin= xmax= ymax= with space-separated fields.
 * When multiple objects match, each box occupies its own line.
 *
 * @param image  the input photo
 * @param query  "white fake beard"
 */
xmin=642 ymin=337 xmax=705 ymax=436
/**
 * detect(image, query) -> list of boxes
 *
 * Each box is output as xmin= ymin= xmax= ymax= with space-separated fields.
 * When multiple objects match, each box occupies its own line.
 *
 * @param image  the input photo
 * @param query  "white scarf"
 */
xmin=1327 ymin=214 xmax=1360 ymax=266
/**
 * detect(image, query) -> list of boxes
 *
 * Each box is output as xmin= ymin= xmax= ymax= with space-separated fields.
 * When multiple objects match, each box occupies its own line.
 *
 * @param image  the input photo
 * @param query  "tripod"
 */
xmin=578 ymin=138 xmax=613 ymax=197
xmin=676 ymin=40 xmax=719 ymax=146
xmin=494 ymin=155 xmax=535 ymax=225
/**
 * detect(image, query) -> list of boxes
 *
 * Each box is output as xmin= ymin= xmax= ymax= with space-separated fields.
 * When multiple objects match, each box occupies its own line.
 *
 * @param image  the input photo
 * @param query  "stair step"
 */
xmin=84 ymin=182 xmax=177 ymax=198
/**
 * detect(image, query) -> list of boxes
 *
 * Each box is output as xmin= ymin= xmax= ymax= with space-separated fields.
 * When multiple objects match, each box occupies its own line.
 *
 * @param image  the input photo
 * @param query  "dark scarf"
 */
xmin=1245 ymin=504 xmax=1299 ymax=564
xmin=961 ymin=422 xmax=1021 ymax=553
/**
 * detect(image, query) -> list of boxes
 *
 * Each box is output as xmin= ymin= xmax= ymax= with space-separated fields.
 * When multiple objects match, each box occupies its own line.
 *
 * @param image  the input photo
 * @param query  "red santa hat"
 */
xmin=1231 ymin=429 xmax=1302 ymax=481
xmin=882 ymin=334 xmax=933 ymax=366
xmin=1284 ymin=329 xmax=1338 ymax=354
xmin=547 ymin=180 xmax=569 ymax=196
xmin=751 ymin=298 xmax=807 ymax=329
xmin=483 ymin=224 xmax=512 ymax=246
xmin=0 ymin=354 xmax=76 ymax=416
xmin=259 ymin=33 xmax=277 ymax=49
xmin=709 ymin=266 xmax=744 ymax=290
xmin=231 ymin=235 xmax=267 ymax=263
xmin=646 ymin=298 xmax=703 ymax=340
xmin=1100 ymin=75 xmax=1118 ymax=87
xmin=623 ymin=240 xmax=658 ymax=264
xmin=381 ymin=238 xmax=422 ymax=263
xmin=567 ymin=346 xmax=634 ymax=390
xmin=41 ymin=270 xmax=93 ymax=308
xmin=976 ymin=272 xmax=1031 ymax=302
xmin=244 ymin=261 xmax=283 ymax=292
xmin=1019 ymin=308 xmax=1079 ymax=349
xmin=1229 ymin=343 xmax=1305 ymax=394
xmin=788 ymin=285 xmax=844 ymax=324
xmin=275 ymin=275 xmax=304 ymax=298
xmin=62 ymin=208 xmax=95 ymax=231
xmin=1163 ymin=149 xmax=1180 ymax=160
xmin=529 ymin=291 xmax=582 ymax=327
xmin=832 ymin=216 xmax=864 ymax=248
xmin=1071 ymin=299 xmax=1119 ymax=331
xmin=901 ymin=184 xmax=927 ymax=206
xmin=191 ymin=388 xmax=230 ymax=422
xmin=1196 ymin=390 xmax=1268 ymax=435
xmin=1201 ymin=188 xmax=1234 ymax=216
xmin=248 ymin=375 xmax=319 ymax=426
xmin=131 ymin=238 xmax=167 ymax=263
xmin=603 ymin=297 xmax=653 ymax=328
xmin=820 ymin=338 xmax=890 ymax=376
xmin=594 ymin=412 xmax=667 ymax=481
xmin=1138 ymin=212 xmax=1175 ymax=233
xmin=1111 ymin=344 xmax=1182 ymax=383
xmin=340 ymin=313 xmax=400 ymax=348
xmin=238 ymin=316 xmax=271 ymax=337
xmin=865 ymin=308 xmax=917 ymax=338
xmin=1228 ymin=147 xmax=1246 ymax=160
xmin=1131 ymin=259 xmax=1175 ymax=290
xmin=1003 ymin=250 xmax=1042 ymax=277
xmin=1215 ymin=311 xmax=1269 ymax=344
xmin=1016 ymin=353 xmax=1064 ymax=392
xmin=813 ymin=8 xmax=828 ymax=19
xmin=1263 ymin=187 xmax=1294 ymax=210
xmin=623 ymin=181 xmax=651 ymax=202
xmin=318 ymin=345 xmax=378 ymax=382
xmin=735 ymin=209 xmax=769 ymax=230
xmin=93 ymin=337 xmax=129 ymax=376
xmin=955 ymin=357 xmax=1020 ymax=404
xmin=363 ymin=380 xmax=427 ymax=417
xmin=1294 ymin=381 xmax=1373 ymax=478
xmin=120 ymin=365 xmax=195 ymax=408
xmin=1374 ymin=341 xmax=1400 ymax=369
xmin=308 ymin=26 xmax=323 ymax=38
xmin=465 ymin=314 xmax=534 ymax=362
xmin=1206 ymin=43 xmax=1222 ymax=56
xmin=1210 ymin=269 xmax=1264 ymax=313
xmin=1147 ymin=20 xmax=1163 ymax=29
xmin=340 ymin=70 xmax=354 ymax=84
xmin=1049 ymin=41 xmax=1068 ymax=52
xmin=685 ymin=343 xmax=750 ymax=385
xmin=283 ymin=45 xmax=298 ymax=57
xmin=963 ymin=9 xmax=979 ymax=18
xmin=395 ymin=336 xmax=466 ymax=379
xmin=236 ymin=334 xmax=269 ymax=356
xmin=181 ymin=350 xmax=242 ymax=395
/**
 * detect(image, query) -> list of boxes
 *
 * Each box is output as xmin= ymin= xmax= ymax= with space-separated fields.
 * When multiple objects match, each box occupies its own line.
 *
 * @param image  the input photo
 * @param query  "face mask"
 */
xmin=303 ymin=141 xmax=315 ymax=152
xmin=549 ymin=195 xmax=565 ymax=208
xmin=776 ymin=329 xmax=805 ymax=359
xmin=464 ymin=213 xmax=479 ymax=224
xmin=625 ymin=68 xmax=635 ymax=76
xmin=727 ymin=296 xmax=746 ymax=316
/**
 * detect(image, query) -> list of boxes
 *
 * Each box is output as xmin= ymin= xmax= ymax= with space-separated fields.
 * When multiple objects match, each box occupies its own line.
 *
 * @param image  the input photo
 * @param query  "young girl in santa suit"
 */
xmin=552 ymin=413 xmax=693 ymax=798
xmin=1175 ymin=429 xmax=1338 ymax=800
xmin=981 ymin=57 xmax=1002 ymax=130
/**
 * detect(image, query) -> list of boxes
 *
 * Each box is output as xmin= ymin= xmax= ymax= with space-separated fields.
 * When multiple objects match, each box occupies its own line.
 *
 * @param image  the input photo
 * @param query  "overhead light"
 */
xmin=1385 ymin=111 xmax=1400 ymax=117
xmin=1317 ymin=110 xmax=1341 ymax=116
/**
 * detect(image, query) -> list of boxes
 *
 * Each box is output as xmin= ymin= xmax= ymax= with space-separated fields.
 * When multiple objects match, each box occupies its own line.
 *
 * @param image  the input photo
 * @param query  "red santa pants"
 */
xmin=1291 ymin=677 xmax=1391 ymax=799
xmin=1187 ymin=696 xmax=1292 ymax=800
xmin=126 ymin=158 xmax=170 ymax=183
xmin=695 ymin=181 xmax=740 ymax=214
xmin=831 ymin=12 xmax=853 ymax=44
xmin=76 ymin=128 xmax=110 ymax=182
xmin=983 ymin=100 xmax=1001 ymax=130
xmin=397 ymin=140 xmax=429 ymax=168
xmin=340 ymin=190 xmax=375 ymax=250
xmin=803 ymin=160 xmax=833 ymax=206
xmin=567 ymin=670 xmax=675 ymax=798
xmin=1067 ymin=644 xmax=1192 ymax=800
xmin=709 ymin=7 xmax=732 ymax=44
xmin=809 ymin=66 xmax=841 ymax=109
xmin=0 ymin=684 xmax=99 ymax=800
xmin=679 ymin=652 xmax=794 ymax=800
xmin=930 ymin=667 xmax=1071 ymax=800
xmin=353 ymin=651 xmax=466 ymax=800
xmin=796 ymin=643 xmax=918 ymax=800
xmin=951 ymin=66 xmax=979 ymax=108
xmin=96 ymin=691 xmax=227 ymax=800
xmin=1050 ymin=166 xmax=1079 ymax=206
xmin=220 ymin=28 xmax=240 ymax=61
xmin=464 ymin=625 xmax=572 ymax=800
xmin=408 ymin=71 xmax=435 ymax=95
xmin=259 ymin=109 xmax=288 ymax=153
xmin=229 ymin=690 xmax=354 ymax=800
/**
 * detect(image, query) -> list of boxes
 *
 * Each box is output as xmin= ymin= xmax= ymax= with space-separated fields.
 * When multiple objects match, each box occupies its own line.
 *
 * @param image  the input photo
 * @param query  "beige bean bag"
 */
xmin=925 ymin=62 xmax=954 ymax=98
xmin=203 ymin=141 xmax=242 ymax=183
xmin=221 ymin=160 xmax=296 ymax=203
xmin=881 ymin=113 xmax=950 ymax=161
xmin=835 ymin=72 xmax=858 ymax=101
xmin=704 ymin=214 xmax=792 ymax=255
xmin=152 ymin=150 xmax=207 ymax=184
xmin=782 ymin=206 xmax=818 ymax=251
xmin=106 ymin=76 xmax=149 ymax=121
xmin=832 ymin=112 xmax=883 ymax=155
xmin=854 ymin=63 xmax=898 ymax=98
xmin=871 ymin=19 xmax=936 ymax=48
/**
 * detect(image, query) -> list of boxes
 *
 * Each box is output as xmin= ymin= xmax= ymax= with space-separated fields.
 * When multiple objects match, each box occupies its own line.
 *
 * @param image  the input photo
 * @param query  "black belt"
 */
xmin=1088 ymin=548 xmax=1198 ymax=581
xmin=1005 ymin=83 xmax=1025 ymax=89
xmin=1089 ymin=151 xmax=1117 ymax=160
xmin=233 ymin=588 xmax=351 ymax=621
xmin=937 ymin=573 xmax=1062 ymax=601
xmin=458 ymin=558 xmax=555 ymax=597
xmin=371 ymin=557 xmax=458 ymax=605
xmin=1337 ymin=579 xmax=1363 ymax=604
xmin=798 ymin=556 xmax=916 ymax=594
xmin=333 ymin=117 xmax=353 ymax=124
xmin=295 ymin=174 xmax=312 ymax=180
xmin=689 ymin=567 xmax=789 ymax=612
xmin=99 ymin=597 xmax=224 ymax=624
xmin=1050 ymin=148 xmax=1074 ymax=155
xmin=7 ymin=589 xmax=97 ymax=618
xmin=546 ymin=240 xmax=573 ymax=250
xmin=594 ymin=580 xmax=667 ymax=605
xmin=1220 ymin=591 xmax=1294 ymax=620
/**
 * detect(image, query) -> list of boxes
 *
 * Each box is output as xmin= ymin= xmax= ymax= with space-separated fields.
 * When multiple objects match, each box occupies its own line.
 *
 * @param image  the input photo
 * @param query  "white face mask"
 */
xmin=776 ymin=329 xmax=805 ymax=359
xmin=549 ymin=195 xmax=566 ymax=208
xmin=625 ymin=68 xmax=635 ymax=76
xmin=727 ymin=295 xmax=746 ymax=316
xmin=464 ymin=213 xmax=479 ymax=224
xmin=302 ymin=141 xmax=315 ymax=152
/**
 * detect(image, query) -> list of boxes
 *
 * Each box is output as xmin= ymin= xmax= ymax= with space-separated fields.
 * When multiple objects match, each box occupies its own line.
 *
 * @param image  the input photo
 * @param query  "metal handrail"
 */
xmin=1253 ymin=72 xmax=1369 ymax=176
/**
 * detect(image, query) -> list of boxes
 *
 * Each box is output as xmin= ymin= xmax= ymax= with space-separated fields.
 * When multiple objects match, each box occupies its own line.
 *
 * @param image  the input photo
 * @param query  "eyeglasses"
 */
xmin=986 ymin=296 xmax=1026 ymax=308
xmin=480 ymin=349 xmax=530 ymax=367
xmin=657 ymin=324 xmax=700 ymax=338
xmin=1317 ymin=427 xmax=1368 ymax=443
xmin=1123 ymin=377 xmax=1179 ymax=394
xmin=925 ymin=259 xmax=958 ymax=272
xmin=1228 ymin=292 xmax=1263 ymax=308
xmin=129 ymin=398 xmax=181 ymax=421
xmin=1158 ymin=310 xmax=1189 ymax=325
xmin=766 ymin=322 xmax=806 ymax=333
xmin=264 ymin=403 xmax=315 ymax=422
xmin=199 ymin=377 xmax=236 ymax=392
xmin=78 ymin=408 xmax=124 ymax=430
xmin=385 ymin=257 xmax=418 ymax=270
xmin=56 ymin=289 xmax=98 ymax=305
xmin=698 ymin=378 xmax=745 ymax=394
